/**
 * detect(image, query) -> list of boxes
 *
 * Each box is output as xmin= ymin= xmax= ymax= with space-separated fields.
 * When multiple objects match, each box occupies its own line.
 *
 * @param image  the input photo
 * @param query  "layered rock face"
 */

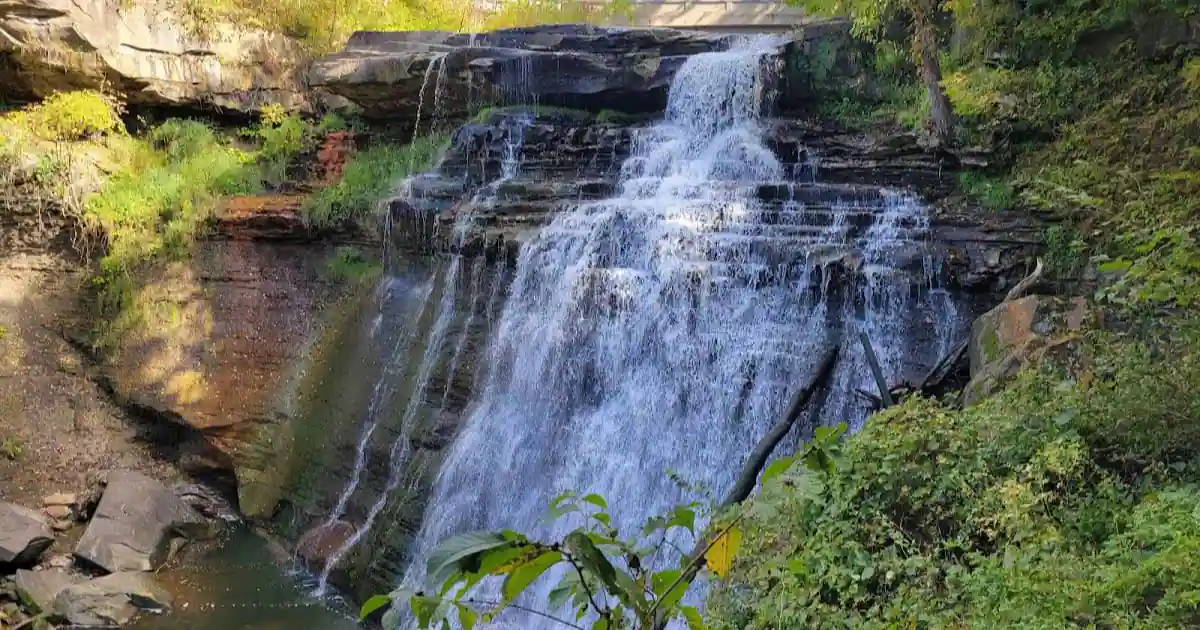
xmin=310 ymin=21 xmax=861 ymax=122
xmin=390 ymin=107 xmax=1041 ymax=299
xmin=0 ymin=0 xmax=310 ymax=112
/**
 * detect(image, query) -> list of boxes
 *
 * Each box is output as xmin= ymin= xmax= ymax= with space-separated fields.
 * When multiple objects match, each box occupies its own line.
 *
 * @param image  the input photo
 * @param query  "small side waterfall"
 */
xmin=391 ymin=36 xmax=961 ymax=628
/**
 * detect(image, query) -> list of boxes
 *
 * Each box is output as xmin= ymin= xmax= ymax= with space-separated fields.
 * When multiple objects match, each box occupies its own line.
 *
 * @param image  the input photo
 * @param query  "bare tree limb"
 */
xmin=721 ymin=345 xmax=840 ymax=507
xmin=858 ymin=332 xmax=894 ymax=408
xmin=917 ymin=257 xmax=1046 ymax=396
xmin=1004 ymin=257 xmax=1045 ymax=303
xmin=648 ymin=344 xmax=841 ymax=630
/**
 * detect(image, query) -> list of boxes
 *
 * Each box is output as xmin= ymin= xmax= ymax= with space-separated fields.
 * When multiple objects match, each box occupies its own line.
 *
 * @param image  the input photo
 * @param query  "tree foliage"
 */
xmin=363 ymin=427 xmax=847 ymax=629
xmin=707 ymin=325 xmax=1200 ymax=629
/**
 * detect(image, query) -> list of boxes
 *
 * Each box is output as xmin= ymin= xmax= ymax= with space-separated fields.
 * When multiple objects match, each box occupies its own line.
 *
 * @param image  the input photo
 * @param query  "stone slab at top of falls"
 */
xmin=0 ymin=0 xmax=312 ymax=113
xmin=309 ymin=21 xmax=854 ymax=120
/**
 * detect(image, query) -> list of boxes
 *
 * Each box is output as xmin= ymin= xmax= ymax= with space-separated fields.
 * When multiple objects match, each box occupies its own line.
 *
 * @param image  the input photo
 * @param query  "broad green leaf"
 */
xmin=426 ymin=531 xmax=513 ymax=592
xmin=654 ymin=569 xmax=688 ymax=613
xmin=502 ymin=550 xmax=563 ymax=603
xmin=547 ymin=584 xmax=574 ymax=612
xmin=666 ymin=506 xmax=696 ymax=533
xmin=680 ymin=605 xmax=707 ymax=630
xmin=565 ymin=530 xmax=620 ymax=594
xmin=652 ymin=569 xmax=682 ymax=595
xmin=593 ymin=511 xmax=612 ymax=527
xmin=613 ymin=566 xmax=648 ymax=615
xmin=411 ymin=595 xmax=437 ymax=627
xmin=642 ymin=515 xmax=667 ymax=536
xmin=457 ymin=604 xmax=478 ymax=630
xmin=761 ymin=455 xmax=796 ymax=485
xmin=582 ymin=493 xmax=608 ymax=510
xmin=592 ymin=618 xmax=610 ymax=630
xmin=704 ymin=526 xmax=744 ymax=578
xmin=359 ymin=594 xmax=392 ymax=620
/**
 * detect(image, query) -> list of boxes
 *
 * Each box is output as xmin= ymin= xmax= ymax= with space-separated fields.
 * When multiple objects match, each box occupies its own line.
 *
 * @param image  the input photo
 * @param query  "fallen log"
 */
xmin=858 ymin=332 xmax=894 ymax=408
xmin=651 ymin=344 xmax=840 ymax=630
xmin=721 ymin=345 xmax=841 ymax=506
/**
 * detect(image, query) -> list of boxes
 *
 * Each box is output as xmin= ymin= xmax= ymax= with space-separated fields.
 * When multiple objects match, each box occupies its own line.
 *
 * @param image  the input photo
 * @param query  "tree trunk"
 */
xmin=912 ymin=2 xmax=956 ymax=146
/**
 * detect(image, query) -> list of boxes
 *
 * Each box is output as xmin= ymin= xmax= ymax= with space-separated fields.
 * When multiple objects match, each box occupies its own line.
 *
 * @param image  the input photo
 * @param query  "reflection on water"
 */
xmin=131 ymin=526 xmax=358 ymax=630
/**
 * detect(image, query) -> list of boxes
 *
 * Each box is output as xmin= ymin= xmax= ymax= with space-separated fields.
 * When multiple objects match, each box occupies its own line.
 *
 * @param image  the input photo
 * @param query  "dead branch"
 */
xmin=858 ymin=332 xmax=894 ymax=408
xmin=650 ymin=344 xmax=840 ymax=630
xmin=721 ymin=345 xmax=840 ymax=506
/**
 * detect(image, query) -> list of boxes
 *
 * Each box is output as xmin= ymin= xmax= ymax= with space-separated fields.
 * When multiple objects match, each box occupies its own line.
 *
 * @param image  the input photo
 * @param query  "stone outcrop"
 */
xmin=311 ymin=22 xmax=859 ymax=121
xmin=14 ymin=568 xmax=83 ymax=614
xmin=96 ymin=198 xmax=356 ymax=512
xmin=0 ymin=0 xmax=311 ymax=113
xmin=388 ymin=108 xmax=1041 ymax=302
xmin=0 ymin=502 xmax=53 ymax=568
xmin=53 ymin=572 xmax=170 ymax=627
xmin=296 ymin=520 xmax=355 ymax=571
xmin=964 ymin=295 xmax=1099 ymax=405
xmin=73 ymin=470 xmax=208 ymax=573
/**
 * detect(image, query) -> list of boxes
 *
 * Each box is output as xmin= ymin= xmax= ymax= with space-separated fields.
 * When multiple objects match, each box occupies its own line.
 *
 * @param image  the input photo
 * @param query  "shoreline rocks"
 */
xmin=0 ymin=503 xmax=53 ymax=569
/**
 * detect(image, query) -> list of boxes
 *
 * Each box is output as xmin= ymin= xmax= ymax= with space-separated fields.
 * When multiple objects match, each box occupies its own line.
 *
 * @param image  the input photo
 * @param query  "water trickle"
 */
xmin=310 ymin=277 xmax=437 ymax=596
xmin=317 ymin=255 xmax=466 ymax=589
xmin=412 ymin=54 xmax=448 ymax=141
xmin=393 ymin=35 xmax=960 ymax=629
xmin=439 ymin=256 xmax=487 ymax=409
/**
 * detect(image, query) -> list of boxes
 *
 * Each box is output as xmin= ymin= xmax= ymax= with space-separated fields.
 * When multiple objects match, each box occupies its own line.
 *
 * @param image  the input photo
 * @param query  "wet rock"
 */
xmin=40 ymin=494 xmax=75 ymax=508
xmin=53 ymin=572 xmax=170 ymax=627
xmin=963 ymin=295 xmax=1099 ymax=405
xmin=172 ymin=482 xmax=237 ymax=526
xmin=0 ymin=0 xmax=311 ymax=114
xmin=311 ymin=24 xmax=853 ymax=121
xmin=14 ymin=569 xmax=83 ymax=614
xmin=296 ymin=521 xmax=355 ymax=571
xmin=42 ymin=506 xmax=71 ymax=521
xmin=0 ymin=502 xmax=54 ymax=568
xmin=74 ymin=471 xmax=208 ymax=573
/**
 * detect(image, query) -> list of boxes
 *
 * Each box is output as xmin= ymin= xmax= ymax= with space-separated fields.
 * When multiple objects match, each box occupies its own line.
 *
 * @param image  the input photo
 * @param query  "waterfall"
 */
xmin=389 ymin=35 xmax=960 ymax=628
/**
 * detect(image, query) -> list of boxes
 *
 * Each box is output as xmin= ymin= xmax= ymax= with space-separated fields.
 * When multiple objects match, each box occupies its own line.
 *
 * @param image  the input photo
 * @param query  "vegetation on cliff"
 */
xmin=708 ymin=325 xmax=1200 ymax=628
xmin=166 ymin=0 xmax=631 ymax=52
xmin=708 ymin=1 xmax=1200 ymax=628
xmin=0 ymin=93 xmax=447 ymax=349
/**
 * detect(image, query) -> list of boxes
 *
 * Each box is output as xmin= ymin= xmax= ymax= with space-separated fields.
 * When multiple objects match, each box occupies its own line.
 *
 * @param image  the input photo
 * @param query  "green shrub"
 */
xmin=148 ymin=119 xmax=222 ymax=162
xmin=317 ymin=112 xmax=351 ymax=133
xmin=325 ymin=246 xmax=381 ymax=283
xmin=87 ymin=122 xmax=261 ymax=344
xmin=9 ymin=90 xmax=124 ymax=141
xmin=957 ymin=172 xmax=1016 ymax=211
xmin=1 ymin=437 xmax=22 ymax=461
xmin=243 ymin=104 xmax=317 ymax=185
xmin=708 ymin=324 xmax=1200 ymax=630
xmin=304 ymin=133 xmax=449 ymax=229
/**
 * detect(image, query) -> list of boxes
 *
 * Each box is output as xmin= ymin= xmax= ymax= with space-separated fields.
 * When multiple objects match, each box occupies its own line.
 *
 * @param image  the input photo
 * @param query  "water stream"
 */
xmin=389 ymin=36 xmax=961 ymax=628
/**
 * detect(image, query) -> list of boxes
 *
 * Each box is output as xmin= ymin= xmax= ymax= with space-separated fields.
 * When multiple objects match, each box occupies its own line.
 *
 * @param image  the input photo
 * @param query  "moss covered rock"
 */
xmin=964 ymin=295 xmax=1099 ymax=404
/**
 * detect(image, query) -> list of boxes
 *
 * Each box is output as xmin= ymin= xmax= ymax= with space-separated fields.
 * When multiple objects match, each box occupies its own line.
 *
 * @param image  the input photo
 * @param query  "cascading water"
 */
xmin=394 ymin=36 xmax=961 ymax=628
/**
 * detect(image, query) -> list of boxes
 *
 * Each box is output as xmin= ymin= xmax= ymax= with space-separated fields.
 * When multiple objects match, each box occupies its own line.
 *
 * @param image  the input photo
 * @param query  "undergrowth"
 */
xmin=164 ymin=0 xmax=631 ymax=53
xmin=709 ymin=324 xmax=1200 ymax=629
xmin=304 ymin=133 xmax=449 ymax=229
xmin=0 ymin=92 xmax=329 ymax=349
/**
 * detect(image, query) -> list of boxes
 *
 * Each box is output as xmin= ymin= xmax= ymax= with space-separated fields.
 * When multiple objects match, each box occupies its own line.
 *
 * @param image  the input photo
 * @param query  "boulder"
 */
xmin=14 ymin=569 xmax=83 ymax=614
xmin=296 ymin=520 xmax=355 ymax=571
xmin=0 ymin=502 xmax=54 ymax=568
xmin=0 ymin=0 xmax=311 ymax=114
xmin=963 ymin=295 xmax=1099 ymax=405
xmin=73 ymin=471 xmax=208 ymax=573
xmin=53 ymin=572 xmax=170 ymax=627
xmin=310 ymin=24 xmax=852 ymax=121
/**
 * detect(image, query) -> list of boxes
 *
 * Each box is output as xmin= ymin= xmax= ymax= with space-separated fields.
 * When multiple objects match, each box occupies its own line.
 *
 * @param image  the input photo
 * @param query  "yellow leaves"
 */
xmin=705 ymin=526 xmax=744 ymax=578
